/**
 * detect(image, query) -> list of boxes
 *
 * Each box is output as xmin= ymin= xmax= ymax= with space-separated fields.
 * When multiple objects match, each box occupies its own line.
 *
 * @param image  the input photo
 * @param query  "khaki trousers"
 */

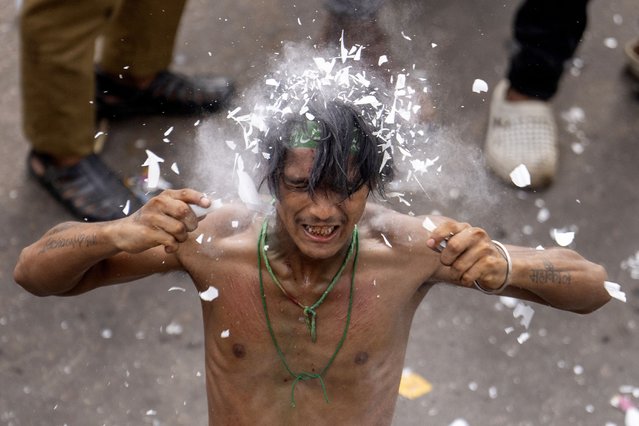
xmin=20 ymin=0 xmax=187 ymax=157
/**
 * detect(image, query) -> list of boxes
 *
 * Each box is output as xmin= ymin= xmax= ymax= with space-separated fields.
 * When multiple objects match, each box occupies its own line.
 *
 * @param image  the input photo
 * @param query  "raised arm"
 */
xmin=426 ymin=220 xmax=611 ymax=314
xmin=13 ymin=189 xmax=211 ymax=297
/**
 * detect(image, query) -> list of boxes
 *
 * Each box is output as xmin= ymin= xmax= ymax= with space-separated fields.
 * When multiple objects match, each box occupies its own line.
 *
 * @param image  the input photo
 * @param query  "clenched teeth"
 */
xmin=304 ymin=225 xmax=335 ymax=236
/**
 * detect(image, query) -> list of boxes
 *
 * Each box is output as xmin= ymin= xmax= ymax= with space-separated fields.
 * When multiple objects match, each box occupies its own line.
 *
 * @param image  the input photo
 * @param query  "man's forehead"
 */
xmin=282 ymin=148 xmax=314 ymax=175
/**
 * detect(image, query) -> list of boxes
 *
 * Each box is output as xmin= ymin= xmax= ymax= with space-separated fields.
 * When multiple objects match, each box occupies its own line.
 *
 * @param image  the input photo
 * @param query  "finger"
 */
xmin=439 ymin=242 xmax=494 ymax=288
xmin=426 ymin=222 xmax=470 ymax=251
xmin=437 ymin=226 xmax=477 ymax=262
xmin=133 ymin=221 xmax=180 ymax=252
xmin=164 ymin=242 xmax=179 ymax=254
xmin=454 ymin=249 xmax=488 ymax=286
xmin=148 ymin=192 xmax=202 ymax=232
xmin=166 ymin=188 xmax=212 ymax=206
xmin=189 ymin=191 xmax=221 ymax=219
xmin=440 ymin=237 xmax=483 ymax=277
xmin=173 ymin=189 xmax=211 ymax=226
xmin=148 ymin=212 xmax=191 ymax=244
xmin=432 ymin=232 xmax=454 ymax=253
xmin=155 ymin=188 xmax=212 ymax=222
xmin=463 ymin=250 xmax=508 ymax=290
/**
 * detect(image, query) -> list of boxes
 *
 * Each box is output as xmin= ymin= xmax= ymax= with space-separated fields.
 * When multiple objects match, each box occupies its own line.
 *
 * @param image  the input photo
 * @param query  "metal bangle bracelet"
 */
xmin=473 ymin=240 xmax=512 ymax=295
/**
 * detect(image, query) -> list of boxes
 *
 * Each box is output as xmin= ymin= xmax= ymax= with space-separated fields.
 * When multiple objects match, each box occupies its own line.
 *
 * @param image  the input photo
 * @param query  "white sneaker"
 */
xmin=484 ymin=80 xmax=558 ymax=188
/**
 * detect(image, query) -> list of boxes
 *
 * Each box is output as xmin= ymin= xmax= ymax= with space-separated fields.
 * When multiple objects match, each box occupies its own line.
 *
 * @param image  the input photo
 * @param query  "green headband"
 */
xmin=290 ymin=119 xmax=359 ymax=152
xmin=290 ymin=120 xmax=321 ymax=149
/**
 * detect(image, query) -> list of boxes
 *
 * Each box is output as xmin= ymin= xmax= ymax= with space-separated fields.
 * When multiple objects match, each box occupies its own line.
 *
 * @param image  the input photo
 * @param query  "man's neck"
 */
xmin=265 ymin=220 xmax=353 ymax=293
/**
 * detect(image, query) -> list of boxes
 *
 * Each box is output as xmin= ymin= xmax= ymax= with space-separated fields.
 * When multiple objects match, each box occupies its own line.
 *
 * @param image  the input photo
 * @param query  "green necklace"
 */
xmin=259 ymin=220 xmax=357 ymax=342
xmin=257 ymin=220 xmax=359 ymax=407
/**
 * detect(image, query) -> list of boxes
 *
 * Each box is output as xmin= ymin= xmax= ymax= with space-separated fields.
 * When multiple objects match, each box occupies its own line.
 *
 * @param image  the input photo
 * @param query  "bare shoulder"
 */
xmin=177 ymin=203 xmax=263 ymax=291
xmin=359 ymin=202 xmax=453 ymax=268
xmin=361 ymin=202 xmax=429 ymax=248
xmin=196 ymin=202 xmax=260 ymax=238
xmin=357 ymin=202 xmax=441 ymax=293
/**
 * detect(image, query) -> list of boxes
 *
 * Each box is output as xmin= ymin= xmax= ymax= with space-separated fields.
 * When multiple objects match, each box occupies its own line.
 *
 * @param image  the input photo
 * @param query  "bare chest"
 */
xmin=187 ymin=244 xmax=428 ymax=423
xmin=200 ymin=266 xmax=424 ymax=396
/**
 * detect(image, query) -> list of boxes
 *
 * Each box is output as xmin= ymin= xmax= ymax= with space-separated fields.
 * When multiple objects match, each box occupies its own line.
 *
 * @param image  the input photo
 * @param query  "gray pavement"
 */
xmin=1 ymin=0 xmax=638 ymax=425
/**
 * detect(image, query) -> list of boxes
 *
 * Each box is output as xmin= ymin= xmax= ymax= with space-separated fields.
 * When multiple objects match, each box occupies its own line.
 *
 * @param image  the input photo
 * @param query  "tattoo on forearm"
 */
xmin=529 ymin=260 xmax=571 ymax=285
xmin=39 ymin=233 xmax=99 ymax=254
xmin=45 ymin=222 xmax=77 ymax=237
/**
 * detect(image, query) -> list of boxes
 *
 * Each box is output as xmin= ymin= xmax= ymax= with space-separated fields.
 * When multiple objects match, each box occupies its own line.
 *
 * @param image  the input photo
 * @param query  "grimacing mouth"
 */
xmin=303 ymin=224 xmax=337 ymax=237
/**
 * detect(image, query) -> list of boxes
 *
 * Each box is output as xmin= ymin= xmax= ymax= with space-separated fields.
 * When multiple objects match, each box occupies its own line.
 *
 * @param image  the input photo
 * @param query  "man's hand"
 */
xmin=111 ymin=189 xmax=211 ymax=254
xmin=426 ymin=221 xmax=508 ymax=290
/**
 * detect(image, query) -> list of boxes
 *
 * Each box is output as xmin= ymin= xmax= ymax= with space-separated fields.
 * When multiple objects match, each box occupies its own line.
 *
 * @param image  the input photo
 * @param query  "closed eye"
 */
xmin=283 ymin=177 xmax=309 ymax=191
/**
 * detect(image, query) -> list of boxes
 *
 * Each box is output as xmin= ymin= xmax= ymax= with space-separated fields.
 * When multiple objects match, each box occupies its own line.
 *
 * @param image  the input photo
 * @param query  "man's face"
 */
xmin=275 ymin=148 xmax=368 ymax=259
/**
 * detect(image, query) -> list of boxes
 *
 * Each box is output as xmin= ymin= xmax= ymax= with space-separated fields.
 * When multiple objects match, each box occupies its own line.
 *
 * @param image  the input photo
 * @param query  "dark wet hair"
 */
xmin=259 ymin=101 xmax=394 ymax=200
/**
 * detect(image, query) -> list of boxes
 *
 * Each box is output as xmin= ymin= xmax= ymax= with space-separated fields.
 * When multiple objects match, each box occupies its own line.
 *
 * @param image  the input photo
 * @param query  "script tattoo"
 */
xmin=39 ymin=233 xmax=99 ymax=254
xmin=529 ymin=260 xmax=571 ymax=285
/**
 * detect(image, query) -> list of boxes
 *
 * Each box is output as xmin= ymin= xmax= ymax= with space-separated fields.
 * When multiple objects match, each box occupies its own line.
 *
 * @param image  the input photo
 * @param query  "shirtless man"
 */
xmin=14 ymin=101 xmax=611 ymax=425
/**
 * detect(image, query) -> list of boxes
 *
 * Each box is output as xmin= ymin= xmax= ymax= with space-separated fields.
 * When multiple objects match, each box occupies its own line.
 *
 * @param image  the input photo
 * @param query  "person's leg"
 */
xmin=20 ymin=0 xmax=144 ymax=221
xmin=20 ymin=0 xmax=117 ymax=159
xmin=321 ymin=0 xmax=435 ymax=121
xmin=507 ymin=0 xmax=590 ymax=100
xmin=96 ymin=0 xmax=233 ymax=118
xmin=485 ymin=0 xmax=590 ymax=188
xmin=99 ymin=0 xmax=187 ymax=79
xmin=321 ymin=0 xmax=388 ymax=66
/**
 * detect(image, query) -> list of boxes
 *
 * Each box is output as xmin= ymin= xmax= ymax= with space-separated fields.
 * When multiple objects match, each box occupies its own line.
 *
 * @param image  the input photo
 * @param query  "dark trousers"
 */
xmin=507 ymin=0 xmax=590 ymax=100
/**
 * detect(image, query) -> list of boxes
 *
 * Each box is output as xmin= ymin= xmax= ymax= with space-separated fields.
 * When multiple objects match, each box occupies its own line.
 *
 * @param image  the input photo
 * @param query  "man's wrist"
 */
xmin=474 ymin=240 xmax=512 ymax=294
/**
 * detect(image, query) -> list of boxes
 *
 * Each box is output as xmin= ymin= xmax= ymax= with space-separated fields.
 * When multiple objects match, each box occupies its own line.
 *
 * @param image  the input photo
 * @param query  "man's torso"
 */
xmin=177 ymin=204 xmax=438 ymax=425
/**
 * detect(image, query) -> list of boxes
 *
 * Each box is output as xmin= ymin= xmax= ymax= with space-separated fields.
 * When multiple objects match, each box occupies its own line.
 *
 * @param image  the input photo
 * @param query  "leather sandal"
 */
xmin=95 ymin=69 xmax=234 ymax=119
xmin=28 ymin=151 xmax=144 ymax=221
